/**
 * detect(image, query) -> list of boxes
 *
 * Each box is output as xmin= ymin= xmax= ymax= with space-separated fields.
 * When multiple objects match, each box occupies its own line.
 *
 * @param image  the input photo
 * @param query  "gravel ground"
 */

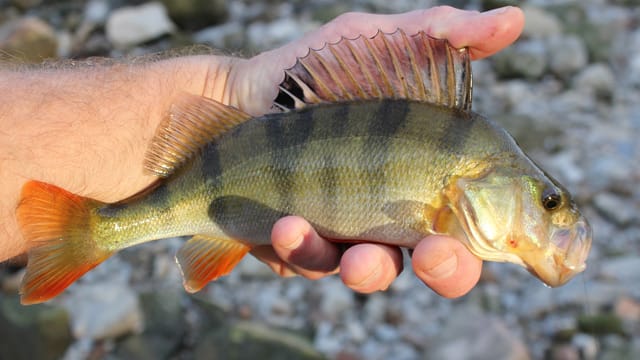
xmin=1 ymin=1 xmax=639 ymax=359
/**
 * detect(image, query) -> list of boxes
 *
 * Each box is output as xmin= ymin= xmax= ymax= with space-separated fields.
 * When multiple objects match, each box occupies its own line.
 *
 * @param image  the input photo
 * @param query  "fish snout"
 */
xmin=533 ymin=217 xmax=592 ymax=287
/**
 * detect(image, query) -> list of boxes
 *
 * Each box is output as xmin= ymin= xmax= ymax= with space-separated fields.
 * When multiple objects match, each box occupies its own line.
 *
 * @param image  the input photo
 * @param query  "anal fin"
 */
xmin=175 ymin=235 xmax=251 ymax=293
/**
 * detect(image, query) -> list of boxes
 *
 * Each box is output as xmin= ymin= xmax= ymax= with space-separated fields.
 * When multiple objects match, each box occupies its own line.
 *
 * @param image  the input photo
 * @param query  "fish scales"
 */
xmin=94 ymin=100 xmax=500 ymax=251
xmin=15 ymin=30 xmax=591 ymax=304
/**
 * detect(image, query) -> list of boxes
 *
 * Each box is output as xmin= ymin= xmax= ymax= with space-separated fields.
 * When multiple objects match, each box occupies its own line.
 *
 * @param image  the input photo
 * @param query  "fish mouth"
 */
xmin=533 ymin=217 xmax=592 ymax=287
xmin=454 ymin=185 xmax=593 ymax=287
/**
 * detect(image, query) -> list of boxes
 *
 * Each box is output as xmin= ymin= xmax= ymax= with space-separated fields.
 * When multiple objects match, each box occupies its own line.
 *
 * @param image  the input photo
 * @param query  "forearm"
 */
xmin=0 ymin=55 xmax=235 ymax=261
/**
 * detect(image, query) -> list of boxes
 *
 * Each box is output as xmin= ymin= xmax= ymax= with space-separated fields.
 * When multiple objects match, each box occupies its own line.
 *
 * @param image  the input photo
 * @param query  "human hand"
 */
xmin=229 ymin=6 xmax=525 ymax=298
xmin=0 ymin=5 xmax=524 ymax=298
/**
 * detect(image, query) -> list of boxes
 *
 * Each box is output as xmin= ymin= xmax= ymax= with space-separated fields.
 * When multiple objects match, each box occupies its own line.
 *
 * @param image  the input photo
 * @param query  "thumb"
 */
xmin=412 ymin=235 xmax=482 ymax=298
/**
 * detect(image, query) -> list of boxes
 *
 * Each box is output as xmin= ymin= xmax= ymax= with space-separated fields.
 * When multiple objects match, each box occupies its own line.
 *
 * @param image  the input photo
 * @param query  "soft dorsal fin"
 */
xmin=274 ymin=29 xmax=472 ymax=112
xmin=145 ymin=94 xmax=252 ymax=177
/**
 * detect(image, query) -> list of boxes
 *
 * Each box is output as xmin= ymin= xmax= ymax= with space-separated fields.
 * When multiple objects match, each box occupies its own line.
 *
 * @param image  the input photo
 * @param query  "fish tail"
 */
xmin=16 ymin=180 xmax=113 ymax=305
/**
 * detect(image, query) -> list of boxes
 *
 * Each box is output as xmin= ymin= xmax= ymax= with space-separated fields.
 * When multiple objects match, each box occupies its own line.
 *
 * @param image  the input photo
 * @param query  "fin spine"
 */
xmin=274 ymin=29 xmax=472 ymax=111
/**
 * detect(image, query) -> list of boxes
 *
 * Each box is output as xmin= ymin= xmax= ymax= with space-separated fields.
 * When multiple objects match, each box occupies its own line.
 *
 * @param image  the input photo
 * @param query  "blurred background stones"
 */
xmin=1 ymin=0 xmax=639 ymax=359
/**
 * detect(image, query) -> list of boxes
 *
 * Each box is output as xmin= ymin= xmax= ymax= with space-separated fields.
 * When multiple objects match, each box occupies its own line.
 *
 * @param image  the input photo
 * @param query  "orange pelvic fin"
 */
xmin=16 ymin=180 xmax=112 ymax=305
xmin=175 ymin=235 xmax=251 ymax=293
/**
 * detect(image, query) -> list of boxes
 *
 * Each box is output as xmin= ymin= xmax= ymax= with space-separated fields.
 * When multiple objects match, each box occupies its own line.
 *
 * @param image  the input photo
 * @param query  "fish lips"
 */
xmin=453 ymin=181 xmax=593 ymax=287
xmin=534 ymin=216 xmax=592 ymax=287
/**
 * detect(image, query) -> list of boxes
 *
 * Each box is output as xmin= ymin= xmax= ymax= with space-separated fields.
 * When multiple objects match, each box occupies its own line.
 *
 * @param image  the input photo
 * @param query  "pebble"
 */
xmin=547 ymin=35 xmax=589 ymax=78
xmin=593 ymin=193 xmax=637 ymax=227
xmin=2 ymin=1 xmax=640 ymax=359
xmin=83 ymin=0 xmax=110 ymax=25
xmin=614 ymin=296 xmax=640 ymax=323
xmin=573 ymin=63 xmax=616 ymax=99
xmin=62 ymin=282 xmax=143 ymax=340
xmin=430 ymin=306 xmax=530 ymax=360
xmin=106 ymin=2 xmax=176 ymax=48
xmin=246 ymin=17 xmax=319 ymax=51
xmin=572 ymin=333 xmax=599 ymax=360
xmin=161 ymin=0 xmax=228 ymax=30
xmin=598 ymin=256 xmax=640 ymax=284
xmin=0 ymin=16 xmax=58 ymax=62
xmin=316 ymin=278 xmax=355 ymax=322
xmin=522 ymin=5 xmax=563 ymax=39
xmin=493 ymin=39 xmax=548 ymax=79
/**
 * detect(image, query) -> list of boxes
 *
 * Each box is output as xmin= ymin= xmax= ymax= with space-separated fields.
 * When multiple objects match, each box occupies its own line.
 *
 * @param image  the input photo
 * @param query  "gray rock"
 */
xmin=10 ymin=0 xmax=42 ymax=10
xmin=193 ymin=21 xmax=245 ymax=50
xmin=62 ymin=282 xmax=143 ymax=340
xmin=110 ymin=288 xmax=187 ymax=360
xmin=599 ymin=334 xmax=638 ymax=360
xmin=115 ymin=334 xmax=178 ymax=360
xmin=522 ymin=6 xmax=563 ymax=39
xmin=614 ymin=296 xmax=640 ymax=323
xmin=493 ymin=39 xmax=548 ymax=80
xmin=593 ymin=193 xmax=637 ymax=227
xmin=547 ymin=344 xmax=580 ymax=360
xmin=429 ymin=305 xmax=530 ymax=360
xmin=316 ymin=278 xmax=355 ymax=322
xmin=598 ymin=256 xmax=640 ymax=284
xmin=573 ymin=63 xmax=615 ymax=100
xmin=586 ymin=155 xmax=633 ymax=193
xmin=194 ymin=321 xmax=325 ymax=360
xmin=247 ymin=18 xmax=319 ymax=52
xmin=83 ymin=0 xmax=110 ymax=25
xmin=580 ymin=5 xmax=631 ymax=63
xmin=139 ymin=288 xmax=185 ymax=337
xmin=0 ymin=295 xmax=72 ymax=360
xmin=547 ymin=35 xmax=588 ymax=78
xmin=519 ymin=280 xmax=624 ymax=317
xmin=161 ymin=0 xmax=228 ymax=30
xmin=0 ymin=16 xmax=58 ymax=62
xmin=106 ymin=2 xmax=176 ymax=48
xmin=572 ymin=333 xmax=599 ymax=360
xmin=236 ymin=254 xmax=277 ymax=279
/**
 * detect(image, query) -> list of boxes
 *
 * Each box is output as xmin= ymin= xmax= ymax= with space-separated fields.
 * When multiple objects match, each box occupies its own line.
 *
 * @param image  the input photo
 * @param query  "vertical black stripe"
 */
xmin=363 ymin=100 xmax=410 ymax=198
xmin=265 ymin=107 xmax=315 ymax=209
xmin=201 ymin=143 xmax=223 ymax=186
xmin=317 ymin=103 xmax=350 ymax=225
xmin=327 ymin=100 xmax=351 ymax=137
xmin=367 ymin=100 xmax=409 ymax=138
xmin=437 ymin=107 xmax=476 ymax=155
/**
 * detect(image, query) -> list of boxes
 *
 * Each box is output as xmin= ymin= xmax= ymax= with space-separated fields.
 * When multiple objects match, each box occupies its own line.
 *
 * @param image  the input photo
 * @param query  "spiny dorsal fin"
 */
xmin=274 ymin=29 xmax=472 ymax=111
xmin=145 ymin=94 xmax=252 ymax=177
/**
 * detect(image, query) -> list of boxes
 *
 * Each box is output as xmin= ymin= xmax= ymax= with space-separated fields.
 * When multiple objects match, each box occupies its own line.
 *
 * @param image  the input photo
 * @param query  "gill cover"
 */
xmin=454 ymin=171 xmax=592 ymax=287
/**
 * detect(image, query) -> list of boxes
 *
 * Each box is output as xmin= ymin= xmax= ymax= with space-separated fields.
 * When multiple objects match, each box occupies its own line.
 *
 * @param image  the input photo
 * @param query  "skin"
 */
xmin=0 ymin=6 xmax=524 ymax=298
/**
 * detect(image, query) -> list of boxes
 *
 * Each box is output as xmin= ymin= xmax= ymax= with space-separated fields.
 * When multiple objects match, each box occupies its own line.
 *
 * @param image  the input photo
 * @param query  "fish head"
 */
xmin=449 ymin=169 xmax=592 ymax=287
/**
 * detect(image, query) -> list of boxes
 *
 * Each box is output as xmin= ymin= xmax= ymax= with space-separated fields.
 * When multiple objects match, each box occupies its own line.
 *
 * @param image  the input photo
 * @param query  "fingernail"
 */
xmin=426 ymin=254 xmax=457 ymax=279
xmin=483 ymin=6 xmax=510 ymax=16
xmin=282 ymin=234 xmax=304 ymax=250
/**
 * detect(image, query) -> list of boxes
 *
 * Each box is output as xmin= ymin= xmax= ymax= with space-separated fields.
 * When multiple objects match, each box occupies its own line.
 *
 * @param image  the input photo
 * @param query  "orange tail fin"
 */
xmin=16 ymin=180 xmax=113 ymax=305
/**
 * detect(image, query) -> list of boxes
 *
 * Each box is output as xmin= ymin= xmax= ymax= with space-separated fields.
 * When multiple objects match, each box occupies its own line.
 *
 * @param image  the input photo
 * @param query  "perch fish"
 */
xmin=16 ymin=30 xmax=592 ymax=305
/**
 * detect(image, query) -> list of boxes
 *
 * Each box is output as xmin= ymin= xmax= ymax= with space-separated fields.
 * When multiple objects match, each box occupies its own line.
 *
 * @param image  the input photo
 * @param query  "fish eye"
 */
xmin=542 ymin=188 xmax=562 ymax=211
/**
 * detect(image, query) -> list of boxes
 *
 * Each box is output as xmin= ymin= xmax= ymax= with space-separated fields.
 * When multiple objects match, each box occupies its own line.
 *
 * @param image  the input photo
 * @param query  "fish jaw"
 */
xmin=524 ymin=216 xmax=592 ymax=287
xmin=448 ymin=171 xmax=593 ymax=287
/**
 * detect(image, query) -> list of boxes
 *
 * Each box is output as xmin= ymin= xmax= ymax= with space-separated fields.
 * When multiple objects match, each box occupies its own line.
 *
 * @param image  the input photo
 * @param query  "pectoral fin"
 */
xmin=382 ymin=200 xmax=449 ymax=236
xmin=175 ymin=235 xmax=251 ymax=293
